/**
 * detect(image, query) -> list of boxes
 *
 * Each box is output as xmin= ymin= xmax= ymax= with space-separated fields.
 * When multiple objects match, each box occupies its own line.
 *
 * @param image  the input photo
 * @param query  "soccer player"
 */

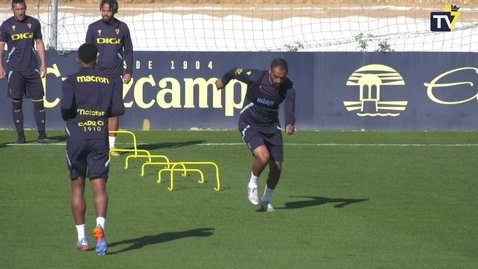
xmin=61 ymin=43 xmax=125 ymax=255
xmin=0 ymin=0 xmax=54 ymax=144
xmin=85 ymin=0 xmax=133 ymax=156
xmin=215 ymin=58 xmax=296 ymax=212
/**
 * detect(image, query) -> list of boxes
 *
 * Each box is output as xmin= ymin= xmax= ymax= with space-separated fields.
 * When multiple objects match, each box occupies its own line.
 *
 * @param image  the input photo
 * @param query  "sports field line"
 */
xmin=198 ymin=143 xmax=478 ymax=147
xmin=3 ymin=142 xmax=478 ymax=147
xmin=2 ymin=142 xmax=149 ymax=146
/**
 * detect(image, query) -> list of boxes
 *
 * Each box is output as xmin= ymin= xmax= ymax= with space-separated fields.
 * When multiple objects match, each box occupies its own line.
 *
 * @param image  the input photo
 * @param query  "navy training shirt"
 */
xmin=61 ymin=68 xmax=125 ymax=140
xmin=0 ymin=15 xmax=42 ymax=71
xmin=85 ymin=18 xmax=133 ymax=77
xmin=221 ymin=67 xmax=296 ymax=127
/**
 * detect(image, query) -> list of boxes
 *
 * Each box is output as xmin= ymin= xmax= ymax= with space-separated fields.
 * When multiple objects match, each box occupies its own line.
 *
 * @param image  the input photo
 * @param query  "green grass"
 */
xmin=0 ymin=130 xmax=477 ymax=268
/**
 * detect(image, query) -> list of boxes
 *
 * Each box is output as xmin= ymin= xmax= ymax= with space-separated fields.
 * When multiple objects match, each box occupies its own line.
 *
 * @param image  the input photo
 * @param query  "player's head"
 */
xmin=11 ymin=0 xmax=27 ymax=21
xmin=268 ymin=58 xmax=288 ymax=88
xmin=77 ymin=43 xmax=98 ymax=67
xmin=100 ymin=0 xmax=118 ymax=22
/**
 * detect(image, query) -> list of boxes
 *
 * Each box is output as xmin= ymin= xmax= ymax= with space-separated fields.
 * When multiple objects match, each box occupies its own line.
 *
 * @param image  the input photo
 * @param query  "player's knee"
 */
xmin=254 ymin=148 xmax=270 ymax=164
xmin=258 ymin=155 xmax=270 ymax=165
xmin=32 ymin=100 xmax=45 ymax=110
xmin=270 ymin=161 xmax=282 ymax=172
xmin=11 ymin=99 xmax=22 ymax=109
xmin=275 ymin=161 xmax=282 ymax=171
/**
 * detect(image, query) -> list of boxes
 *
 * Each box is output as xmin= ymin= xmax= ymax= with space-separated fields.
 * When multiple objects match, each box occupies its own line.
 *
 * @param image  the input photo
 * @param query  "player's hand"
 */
xmin=215 ymin=79 xmax=225 ymax=90
xmin=286 ymin=124 xmax=295 ymax=135
xmin=123 ymin=74 xmax=132 ymax=84
xmin=40 ymin=65 xmax=46 ymax=78
xmin=0 ymin=66 xmax=5 ymax=80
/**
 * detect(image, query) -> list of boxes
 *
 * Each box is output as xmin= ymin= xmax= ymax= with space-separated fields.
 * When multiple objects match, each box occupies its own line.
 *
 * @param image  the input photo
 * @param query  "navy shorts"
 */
xmin=109 ymin=75 xmax=123 ymax=117
xmin=238 ymin=122 xmax=284 ymax=162
xmin=7 ymin=70 xmax=44 ymax=100
xmin=112 ymin=75 xmax=123 ymax=94
xmin=66 ymin=139 xmax=110 ymax=181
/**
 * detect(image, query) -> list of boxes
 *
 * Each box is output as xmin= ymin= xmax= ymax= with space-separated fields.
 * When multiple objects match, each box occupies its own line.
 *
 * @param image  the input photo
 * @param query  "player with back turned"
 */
xmin=215 ymin=58 xmax=296 ymax=212
xmin=85 ymin=0 xmax=133 ymax=155
xmin=0 ymin=0 xmax=54 ymax=143
xmin=61 ymin=43 xmax=125 ymax=256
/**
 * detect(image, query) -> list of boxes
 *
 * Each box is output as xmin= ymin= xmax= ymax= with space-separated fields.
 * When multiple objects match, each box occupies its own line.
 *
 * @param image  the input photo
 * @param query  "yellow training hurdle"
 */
xmin=109 ymin=130 xmax=221 ymax=191
xmin=108 ymin=130 xmax=153 ymax=169
xmin=157 ymin=162 xmax=221 ymax=192
xmin=140 ymin=156 xmax=173 ymax=176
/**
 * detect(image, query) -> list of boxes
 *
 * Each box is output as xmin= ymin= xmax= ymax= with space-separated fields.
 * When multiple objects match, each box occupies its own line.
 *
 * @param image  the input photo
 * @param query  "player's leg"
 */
xmin=260 ymin=130 xmax=284 ymax=212
xmin=239 ymin=123 xmax=270 ymax=205
xmin=252 ymin=146 xmax=271 ymax=178
xmin=108 ymin=116 xmax=119 ymax=156
xmin=87 ymin=139 xmax=109 ymax=256
xmin=71 ymin=176 xmax=89 ymax=250
xmin=108 ymin=76 xmax=122 ymax=156
xmin=67 ymin=140 xmax=90 ymax=251
xmin=25 ymin=70 xmax=54 ymax=143
xmin=91 ymin=177 xmax=108 ymax=256
xmin=11 ymin=99 xmax=24 ymax=143
xmin=261 ymin=160 xmax=282 ymax=212
xmin=7 ymin=71 xmax=26 ymax=143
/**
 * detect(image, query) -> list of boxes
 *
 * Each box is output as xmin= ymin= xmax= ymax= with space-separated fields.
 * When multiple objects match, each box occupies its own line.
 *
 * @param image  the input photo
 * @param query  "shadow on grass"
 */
xmin=45 ymin=134 xmax=67 ymax=143
xmin=277 ymin=196 xmax=368 ymax=210
xmin=105 ymin=228 xmax=215 ymax=255
xmin=0 ymin=135 xmax=67 ymax=144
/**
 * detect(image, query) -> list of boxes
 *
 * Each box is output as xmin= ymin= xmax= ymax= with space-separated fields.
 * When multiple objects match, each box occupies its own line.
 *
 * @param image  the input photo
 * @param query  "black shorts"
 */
xmin=66 ymin=139 xmax=110 ymax=181
xmin=7 ymin=70 xmax=44 ymax=100
xmin=238 ymin=122 xmax=284 ymax=162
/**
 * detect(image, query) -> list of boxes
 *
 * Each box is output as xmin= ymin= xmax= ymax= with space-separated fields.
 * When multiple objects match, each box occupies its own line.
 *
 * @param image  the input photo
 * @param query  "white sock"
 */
xmin=96 ymin=217 xmax=106 ymax=230
xmin=262 ymin=186 xmax=274 ymax=202
xmin=109 ymin=136 xmax=116 ymax=149
xmin=248 ymin=172 xmax=258 ymax=188
xmin=76 ymin=224 xmax=86 ymax=241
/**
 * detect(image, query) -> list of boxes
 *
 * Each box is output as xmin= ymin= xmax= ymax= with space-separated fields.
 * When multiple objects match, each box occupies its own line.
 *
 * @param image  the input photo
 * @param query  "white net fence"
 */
xmin=1 ymin=0 xmax=477 ymax=52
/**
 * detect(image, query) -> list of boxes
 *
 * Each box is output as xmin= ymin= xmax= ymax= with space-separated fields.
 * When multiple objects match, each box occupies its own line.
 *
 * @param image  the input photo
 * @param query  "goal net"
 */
xmin=1 ymin=0 xmax=477 ymax=52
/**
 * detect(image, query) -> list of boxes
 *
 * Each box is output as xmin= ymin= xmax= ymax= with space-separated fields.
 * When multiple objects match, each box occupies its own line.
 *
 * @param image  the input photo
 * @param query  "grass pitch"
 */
xmin=0 ymin=130 xmax=476 ymax=268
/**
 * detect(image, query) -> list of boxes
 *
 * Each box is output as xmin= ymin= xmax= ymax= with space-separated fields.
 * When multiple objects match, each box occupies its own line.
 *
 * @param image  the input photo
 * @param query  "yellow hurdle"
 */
xmin=157 ymin=162 xmax=220 ymax=192
xmin=158 ymin=167 xmax=204 ymax=191
xmin=109 ymin=130 xmax=221 ymax=192
xmin=140 ymin=156 xmax=174 ymax=177
xmin=108 ymin=130 xmax=152 ymax=169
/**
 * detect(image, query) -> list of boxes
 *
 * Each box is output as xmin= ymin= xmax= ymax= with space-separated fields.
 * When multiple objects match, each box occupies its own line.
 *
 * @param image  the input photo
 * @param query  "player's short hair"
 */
xmin=78 ymin=43 xmax=98 ymax=64
xmin=270 ymin=58 xmax=288 ymax=72
xmin=99 ymin=0 xmax=119 ymax=14
xmin=11 ymin=0 xmax=26 ymax=8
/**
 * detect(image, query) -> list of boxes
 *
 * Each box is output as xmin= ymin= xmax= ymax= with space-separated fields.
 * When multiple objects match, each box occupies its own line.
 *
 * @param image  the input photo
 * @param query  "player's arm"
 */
xmin=215 ymin=68 xmax=260 ymax=89
xmin=0 ymin=23 xmax=8 ymax=79
xmin=60 ymin=78 xmax=76 ymax=121
xmin=284 ymin=84 xmax=296 ymax=135
xmin=36 ymin=39 xmax=46 ymax=77
xmin=85 ymin=25 xmax=94 ymax=43
xmin=122 ymin=23 xmax=133 ymax=84
xmin=0 ymin=41 xmax=5 ymax=79
xmin=109 ymin=79 xmax=126 ymax=117
xmin=33 ymin=21 xmax=46 ymax=78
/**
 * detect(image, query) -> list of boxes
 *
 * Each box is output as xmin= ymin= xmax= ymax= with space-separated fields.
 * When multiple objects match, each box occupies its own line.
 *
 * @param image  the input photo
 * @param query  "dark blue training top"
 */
xmin=221 ymin=67 xmax=296 ymax=127
xmin=0 ymin=15 xmax=42 ymax=71
xmin=85 ymin=18 xmax=133 ymax=77
xmin=61 ymin=68 xmax=125 ymax=140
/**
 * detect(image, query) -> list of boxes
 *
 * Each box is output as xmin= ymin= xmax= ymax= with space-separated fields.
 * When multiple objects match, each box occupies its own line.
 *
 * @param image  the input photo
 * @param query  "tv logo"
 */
xmin=430 ymin=5 xmax=461 ymax=32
